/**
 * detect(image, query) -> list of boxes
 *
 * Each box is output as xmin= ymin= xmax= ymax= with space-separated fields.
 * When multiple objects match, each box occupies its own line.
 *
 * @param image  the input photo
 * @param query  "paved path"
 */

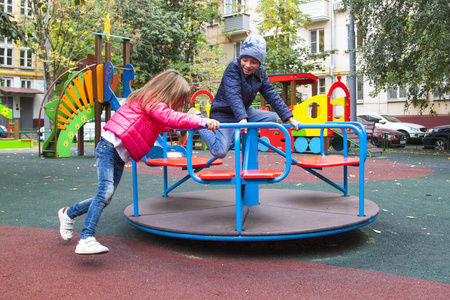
xmin=1 ymin=146 xmax=449 ymax=299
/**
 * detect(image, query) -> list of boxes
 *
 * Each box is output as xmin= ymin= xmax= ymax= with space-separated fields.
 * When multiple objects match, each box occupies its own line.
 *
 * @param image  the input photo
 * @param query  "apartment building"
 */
xmin=0 ymin=0 xmax=45 ymax=130
xmin=206 ymin=0 xmax=449 ymax=127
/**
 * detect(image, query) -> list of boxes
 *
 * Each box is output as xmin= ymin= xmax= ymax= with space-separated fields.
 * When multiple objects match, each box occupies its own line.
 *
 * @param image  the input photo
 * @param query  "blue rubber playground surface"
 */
xmin=0 ymin=145 xmax=449 ymax=299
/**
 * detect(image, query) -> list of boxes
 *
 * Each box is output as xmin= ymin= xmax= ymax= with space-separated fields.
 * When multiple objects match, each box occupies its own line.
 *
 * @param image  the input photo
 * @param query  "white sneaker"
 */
xmin=58 ymin=207 xmax=74 ymax=241
xmin=75 ymin=237 xmax=109 ymax=255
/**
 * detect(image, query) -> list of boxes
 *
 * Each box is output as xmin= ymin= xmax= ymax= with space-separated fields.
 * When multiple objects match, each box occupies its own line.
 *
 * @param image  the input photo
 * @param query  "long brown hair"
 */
xmin=126 ymin=69 xmax=191 ymax=113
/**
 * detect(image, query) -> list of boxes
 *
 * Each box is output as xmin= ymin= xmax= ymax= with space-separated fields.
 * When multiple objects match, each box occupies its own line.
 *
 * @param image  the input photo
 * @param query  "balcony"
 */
xmin=299 ymin=0 xmax=330 ymax=22
xmin=223 ymin=13 xmax=250 ymax=35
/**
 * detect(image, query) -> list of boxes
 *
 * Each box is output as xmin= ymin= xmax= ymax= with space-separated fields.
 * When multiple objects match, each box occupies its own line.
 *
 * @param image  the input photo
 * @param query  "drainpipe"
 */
xmin=348 ymin=1 xmax=357 ymax=121
xmin=329 ymin=0 xmax=335 ymax=83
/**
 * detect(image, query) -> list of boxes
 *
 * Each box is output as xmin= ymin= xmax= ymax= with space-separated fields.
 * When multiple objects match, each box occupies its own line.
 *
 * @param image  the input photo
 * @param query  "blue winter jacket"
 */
xmin=210 ymin=58 xmax=293 ymax=122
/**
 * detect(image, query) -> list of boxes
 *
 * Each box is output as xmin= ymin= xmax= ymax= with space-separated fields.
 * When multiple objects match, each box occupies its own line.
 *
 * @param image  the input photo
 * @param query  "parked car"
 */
xmin=422 ymin=125 xmax=450 ymax=151
xmin=357 ymin=112 xmax=427 ymax=144
xmin=357 ymin=118 xmax=406 ymax=148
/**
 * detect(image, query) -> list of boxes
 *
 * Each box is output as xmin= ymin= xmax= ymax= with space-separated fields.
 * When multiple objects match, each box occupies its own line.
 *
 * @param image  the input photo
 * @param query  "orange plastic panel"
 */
xmin=96 ymin=64 xmax=103 ymax=103
xmin=196 ymin=170 xmax=236 ymax=180
xmin=295 ymin=155 xmax=359 ymax=168
xmin=146 ymin=157 xmax=223 ymax=168
xmin=57 ymin=115 xmax=70 ymax=124
xmin=84 ymin=70 xmax=94 ymax=107
xmin=67 ymin=85 xmax=84 ymax=112
xmin=61 ymin=95 xmax=79 ymax=115
xmin=57 ymin=124 xmax=67 ymax=130
xmin=74 ymin=77 xmax=88 ymax=109
xmin=241 ymin=169 xmax=283 ymax=179
xmin=59 ymin=105 xmax=75 ymax=119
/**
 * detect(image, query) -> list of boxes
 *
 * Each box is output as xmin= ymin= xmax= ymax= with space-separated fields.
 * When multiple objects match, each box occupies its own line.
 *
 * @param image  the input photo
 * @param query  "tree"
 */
xmin=24 ymin=0 xmax=126 ymax=99
xmin=117 ymin=0 xmax=223 ymax=90
xmin=256 ymin=0 xmax=333 ymax=75
xmin=0 ymin=0 xmax=86 ymax=48
xmin=255 ymin=0 xmax=334 ymax=103
xmin=0 ymin=12 xmax=33 ymax=45
xmin=117 ymin=0 xmax=187 ymax=83
xmin=344 ymin=0 xmax=450 ymax=113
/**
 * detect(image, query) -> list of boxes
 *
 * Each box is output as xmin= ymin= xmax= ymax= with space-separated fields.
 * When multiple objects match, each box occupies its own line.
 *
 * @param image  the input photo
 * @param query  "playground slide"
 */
xmin=42 ymin=71 xmax=96 ymax=158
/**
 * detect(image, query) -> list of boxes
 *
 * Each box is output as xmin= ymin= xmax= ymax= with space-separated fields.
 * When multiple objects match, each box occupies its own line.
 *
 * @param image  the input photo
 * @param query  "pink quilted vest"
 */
xmin=104 ymin=101 xmax=202 ymax=161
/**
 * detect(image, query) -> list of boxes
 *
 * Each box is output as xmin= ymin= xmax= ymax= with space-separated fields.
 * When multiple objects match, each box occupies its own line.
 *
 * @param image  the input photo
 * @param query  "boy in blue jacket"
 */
xmin=199 ymin=34 xmax=300 ymax=158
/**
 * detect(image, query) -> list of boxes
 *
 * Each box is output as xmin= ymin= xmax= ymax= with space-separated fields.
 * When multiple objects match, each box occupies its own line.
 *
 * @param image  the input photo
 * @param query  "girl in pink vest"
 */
xmin=58 ymin=70 xmax=220 ymax=255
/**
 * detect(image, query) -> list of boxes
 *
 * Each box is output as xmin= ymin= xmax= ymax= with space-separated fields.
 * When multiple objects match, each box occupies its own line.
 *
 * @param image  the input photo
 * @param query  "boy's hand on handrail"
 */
xmin=205 ymin=118 xmax=220 ymax=132
xmin=287 ymin=117 xmax=301 ymax=131
xmin=239 ymin=118 xmax=248 ymax=133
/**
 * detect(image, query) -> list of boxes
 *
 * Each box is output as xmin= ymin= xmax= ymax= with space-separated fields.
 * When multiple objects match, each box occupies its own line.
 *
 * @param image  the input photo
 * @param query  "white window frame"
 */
xmin=20 ymin=48 xmax=34 ymax=68
xmin=234 ymin=40 xmax=243 ymax=59
xmin=21 ymin=0 xmax=33 ymax=17
xmin=1 ymin=77 xmax=12 ymax=87
xmin=346 ymin=74 xmax=364 ymax=102
xmin=310 ymin=29 xmax=324 ymax=54
xmin=224 ymin=0 xmax=246 ymax=16
xmin=0 ymin=37 xmax=13 ymax=67
xmin=387 ymin=85 xmax=407 ymax=101
xmin=21 ymin=79 xmax=33 ymax=89
xmin=432 ymin=81 xmax=449 ymax=100
xmin=347 ymin=24 xmax=363 ymax=51
xmin=318 ymin=78 xmax=326 ymax=94
xmin=357 ymin=75 xmax=364 ymax=101
xmin=1 ymin=0 xmax=13 ymax=14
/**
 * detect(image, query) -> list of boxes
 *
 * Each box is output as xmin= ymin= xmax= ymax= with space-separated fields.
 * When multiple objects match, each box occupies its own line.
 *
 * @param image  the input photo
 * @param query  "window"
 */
xmin=1 ymin=0 xmax=13 ymax=13
xmin=21 ymin=80 xmax=32 ymax=89
xmin=20 ymin=48 xmax=33 ymax=67
xmin=21 ymin=0 xmax=33 ymax=17
xmin=234 ymin=40 xmax=242 ymax=59
xmin=224 ymin=0 xmax=246 ymax=15
xmin=318 ymin=78 xmax=326 ymax=94
xmin=432 ymin=82 xmax=449 ymax=100
xmin=388 ymin=85 xmax=407 ymax=100
xmin=347 ymin=24 xmax=363 ymax=50
xmin=346 ymin=75 xmax=364 ymax=101
xmin=0 ymin=78 xmax=12 ymax=87
xmin=357 ymin=75 xmax=364 ymax=101
xmin=310 ymin=29 xmax=324 ymax=54
xmin=0 ymin=37 xmax=13 ymax=66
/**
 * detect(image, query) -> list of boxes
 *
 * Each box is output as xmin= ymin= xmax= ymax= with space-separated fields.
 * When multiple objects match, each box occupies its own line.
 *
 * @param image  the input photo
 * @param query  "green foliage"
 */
xmin=22 ymin=0 xmax=127 ymax=100
xmin=118 ymin=1 xmax=186 ymax=84
xmin=0 ymin=12 xmax=33 ymax=46
xmin=117 ymin=0 xmax=222 ymax=88
xmin=345 ymin=0 xmax=450 ymax=113
xmin=171 ymin=41 xmax=226 ymax=95
xmin=256 ymin=0 xmax=334 ymax=103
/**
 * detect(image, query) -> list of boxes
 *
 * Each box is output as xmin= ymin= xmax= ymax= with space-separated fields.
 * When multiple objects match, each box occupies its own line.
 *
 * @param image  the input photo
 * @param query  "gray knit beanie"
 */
xmin=239 ymin=34 xmax=266 ymax=65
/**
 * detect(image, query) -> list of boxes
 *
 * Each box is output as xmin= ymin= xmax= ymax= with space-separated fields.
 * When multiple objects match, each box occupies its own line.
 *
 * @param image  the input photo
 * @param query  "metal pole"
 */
xmin=348 ymin=2 xmax=357 ymax=121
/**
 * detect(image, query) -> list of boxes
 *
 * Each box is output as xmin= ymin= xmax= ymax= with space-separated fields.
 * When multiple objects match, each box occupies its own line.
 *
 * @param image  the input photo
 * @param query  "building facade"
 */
xmin=0 ymin=0 xmax=45 ymax=130
xmin=205 ymin=0 xmax=449 ymax=128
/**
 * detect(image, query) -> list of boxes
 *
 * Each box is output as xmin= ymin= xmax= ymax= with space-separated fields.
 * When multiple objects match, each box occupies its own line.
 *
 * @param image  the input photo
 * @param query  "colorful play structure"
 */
xmin=187 ymin=73 xmax=380 ymax=156
xmin=123 ymin=73 xmax=378 ymax=240
xmin=126 ymin=120 xmax=378 ymax=240
xmin=38 ymin=32 xmax=133 ymax=158
xmin=38 ymin=29 xmax=378 ymax=241
xmin=0 ymin=105 xmax=33 ymax=149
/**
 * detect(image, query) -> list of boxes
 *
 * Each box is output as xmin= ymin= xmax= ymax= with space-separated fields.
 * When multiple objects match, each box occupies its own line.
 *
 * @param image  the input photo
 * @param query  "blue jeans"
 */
xmin=66 ymin=137 xmax=125 ymax=239
xmin=200 ymin=107 xmax=278 ymax=158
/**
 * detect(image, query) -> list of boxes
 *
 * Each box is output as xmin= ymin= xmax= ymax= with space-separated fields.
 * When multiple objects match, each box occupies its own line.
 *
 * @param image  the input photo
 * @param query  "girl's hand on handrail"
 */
xmin=205 ymin=118 xmax=220 ymax=132
xmin=287 ymin=117 xmax=301 ymax=131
